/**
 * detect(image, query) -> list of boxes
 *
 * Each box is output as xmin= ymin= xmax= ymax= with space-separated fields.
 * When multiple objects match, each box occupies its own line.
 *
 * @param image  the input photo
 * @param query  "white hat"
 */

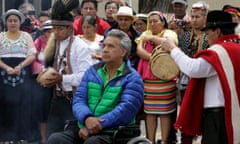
xmin=112 ymin=6 xmax=136 ymax=21
xmin=136 ymin=13 xmax=147 ymax=20
xmin=42 ymin=20 xmax=53 ymax=30
xmin=172 ymin=0 xmax=188 ymax=5
xmin=2 ymin=9 xmax=25 ymax=24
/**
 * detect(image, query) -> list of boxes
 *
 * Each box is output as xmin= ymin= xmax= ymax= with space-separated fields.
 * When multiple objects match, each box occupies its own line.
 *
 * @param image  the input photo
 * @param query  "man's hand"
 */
xmin=78 ymin=128 xmax=89 ymax=140
xmin=44 ymin=72 xmax=62 ymax=87
xmin=160 ymin=37 xmax=178 ymax=52
xmin=85 ymin=117 xmax=105 ymax=134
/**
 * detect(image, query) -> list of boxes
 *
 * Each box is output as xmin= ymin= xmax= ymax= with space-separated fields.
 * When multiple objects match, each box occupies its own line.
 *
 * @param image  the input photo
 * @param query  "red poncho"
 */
xmin=174 ymin=34 xmax=240 ymax=144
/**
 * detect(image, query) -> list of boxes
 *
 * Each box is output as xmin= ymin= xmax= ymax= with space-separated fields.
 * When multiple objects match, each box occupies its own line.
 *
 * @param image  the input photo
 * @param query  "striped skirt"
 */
xmin=144 ymin=79 xmax=177 ymax=114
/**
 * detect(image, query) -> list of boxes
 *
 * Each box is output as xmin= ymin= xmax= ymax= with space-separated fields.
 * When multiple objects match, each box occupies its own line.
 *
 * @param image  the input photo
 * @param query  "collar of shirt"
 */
xmin=60 ymin=36 xmax=71 ymax=44
xmin=99 ymin=62 xmax=125 ymax=86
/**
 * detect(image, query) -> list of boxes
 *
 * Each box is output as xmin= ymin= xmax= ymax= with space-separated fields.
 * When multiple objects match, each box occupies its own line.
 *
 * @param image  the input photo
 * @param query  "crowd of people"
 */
xmin=0 ymin=0 xmax=239 ymax=144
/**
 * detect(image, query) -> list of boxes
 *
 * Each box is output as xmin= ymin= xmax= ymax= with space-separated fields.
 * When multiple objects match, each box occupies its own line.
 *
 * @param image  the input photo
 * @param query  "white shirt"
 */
xmin=171 ymin=48 xmax=225 ymax=108
xmin=57 ymin=36 xmax=93 ymax=91
xmin=80 ymin=34 xmax=103 ymax=64
xmin=80 ymin=34 xmax=103 ymax=54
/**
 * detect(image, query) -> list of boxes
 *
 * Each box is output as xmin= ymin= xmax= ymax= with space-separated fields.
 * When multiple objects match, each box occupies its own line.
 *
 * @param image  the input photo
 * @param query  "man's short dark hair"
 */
xmin=80 ymin=0 xmax=98 ymax=10
xmin=104 ymin=1 xmax=119 ymax=10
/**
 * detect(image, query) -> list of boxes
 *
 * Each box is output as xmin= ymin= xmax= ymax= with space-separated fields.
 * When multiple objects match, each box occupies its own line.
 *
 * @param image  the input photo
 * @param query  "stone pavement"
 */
xmin=139 ymin=119 xmax=202 ymax=144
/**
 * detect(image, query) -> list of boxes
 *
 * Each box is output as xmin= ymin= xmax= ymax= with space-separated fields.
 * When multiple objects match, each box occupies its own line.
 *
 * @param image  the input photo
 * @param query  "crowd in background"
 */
xmin=0 ymin=0 xmax=240 ymax=144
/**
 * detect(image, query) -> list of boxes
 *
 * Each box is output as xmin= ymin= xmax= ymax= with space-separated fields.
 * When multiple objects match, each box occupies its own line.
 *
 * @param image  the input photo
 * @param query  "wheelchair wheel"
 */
xmin=126 ymin=136 xmax=152 ymax=144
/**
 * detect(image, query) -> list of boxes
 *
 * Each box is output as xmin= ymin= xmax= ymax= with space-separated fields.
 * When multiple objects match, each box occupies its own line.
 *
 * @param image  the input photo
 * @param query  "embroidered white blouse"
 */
xmin=171 ymin=48 xmax=224 ymax=108
xmin=0 ymin=32 xmax=36 ymax=58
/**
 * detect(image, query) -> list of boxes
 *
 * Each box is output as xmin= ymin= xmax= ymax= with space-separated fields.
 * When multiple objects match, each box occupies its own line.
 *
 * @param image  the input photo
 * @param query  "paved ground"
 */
xmin=139 ymin=119 xmax=202 ymax=144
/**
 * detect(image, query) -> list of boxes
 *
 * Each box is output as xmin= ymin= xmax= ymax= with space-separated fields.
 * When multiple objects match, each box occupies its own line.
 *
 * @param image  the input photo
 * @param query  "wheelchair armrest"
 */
xmin=112 ymin=125 xmax=141 ymax=144
xmin=64 ymin=119 xmax=78 ymax=131
xmin=117 ymin=125 xmax=140 ymax=131
xmin=116 ymin=125 xmax=141 ymax=135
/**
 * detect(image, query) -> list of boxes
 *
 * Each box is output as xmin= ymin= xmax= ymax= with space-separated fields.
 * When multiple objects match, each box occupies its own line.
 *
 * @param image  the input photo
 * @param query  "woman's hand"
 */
xmin=13 ymin=65 xmax=22 ymax=75
xmin=91 ymin=53 xmax=102 ymax=60
xmin=141 ymin=35 xmax=153 ymax=44
xmin=6 ymin=66 xmax=15 ymax=75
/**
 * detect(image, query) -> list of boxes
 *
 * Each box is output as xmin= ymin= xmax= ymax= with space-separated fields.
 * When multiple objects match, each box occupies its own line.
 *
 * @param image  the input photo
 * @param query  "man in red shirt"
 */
xmin=73 ymin=0 xmax=110 ymax=35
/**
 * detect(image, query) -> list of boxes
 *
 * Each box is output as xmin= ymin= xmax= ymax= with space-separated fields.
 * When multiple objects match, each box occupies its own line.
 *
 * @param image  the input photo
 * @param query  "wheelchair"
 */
xmin=64 ymin=120 xmax=152 ymax=144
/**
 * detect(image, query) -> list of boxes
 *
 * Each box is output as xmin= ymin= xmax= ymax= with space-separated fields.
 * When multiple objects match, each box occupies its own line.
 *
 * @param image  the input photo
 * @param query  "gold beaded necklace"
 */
xmin=6 ymin=30 xmax=21 ymax=41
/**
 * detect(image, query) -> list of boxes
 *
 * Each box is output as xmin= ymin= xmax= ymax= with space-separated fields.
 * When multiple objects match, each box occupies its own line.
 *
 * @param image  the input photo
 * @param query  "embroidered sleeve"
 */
xmin=0 ymin=32 xmax=4 ymax=41
xmin=27 ymin=47 xmax=37 ymax=56
xmin=23 ymin=32 xmax=37 ymax=56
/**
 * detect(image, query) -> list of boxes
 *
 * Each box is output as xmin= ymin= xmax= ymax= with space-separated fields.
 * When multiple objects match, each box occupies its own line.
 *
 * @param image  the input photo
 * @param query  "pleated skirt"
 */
xmin=144 ymin=79 xmax=177 ymax=114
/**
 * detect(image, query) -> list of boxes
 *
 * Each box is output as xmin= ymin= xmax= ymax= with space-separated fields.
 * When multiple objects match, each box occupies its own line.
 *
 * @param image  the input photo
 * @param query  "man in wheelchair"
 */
xmin=47 ymin=29 xmax=144 ymax=144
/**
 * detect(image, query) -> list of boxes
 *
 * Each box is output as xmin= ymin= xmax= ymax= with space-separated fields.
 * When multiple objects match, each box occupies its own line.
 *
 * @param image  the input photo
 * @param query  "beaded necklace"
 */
xmin=188 ymin=31 xmax=205 ymax=57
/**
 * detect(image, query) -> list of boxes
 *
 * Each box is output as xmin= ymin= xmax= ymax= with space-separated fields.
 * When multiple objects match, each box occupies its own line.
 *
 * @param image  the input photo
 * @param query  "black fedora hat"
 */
xmin=201 ymin=10 xmax=238 ymax=31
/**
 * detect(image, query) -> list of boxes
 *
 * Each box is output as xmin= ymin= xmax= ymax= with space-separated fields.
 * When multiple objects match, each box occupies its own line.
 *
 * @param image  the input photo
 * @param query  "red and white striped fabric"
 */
xmin=175 ymin=34 xmax=240 ymax=144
